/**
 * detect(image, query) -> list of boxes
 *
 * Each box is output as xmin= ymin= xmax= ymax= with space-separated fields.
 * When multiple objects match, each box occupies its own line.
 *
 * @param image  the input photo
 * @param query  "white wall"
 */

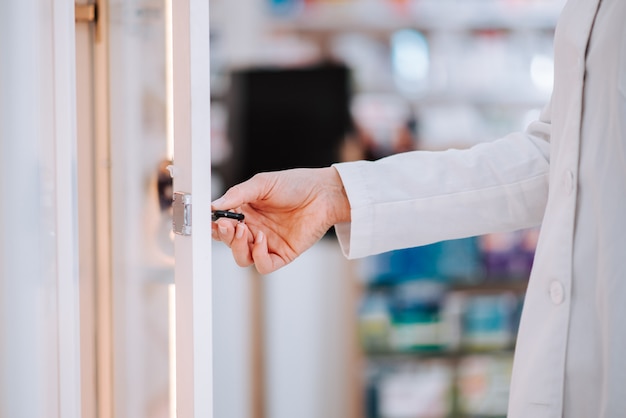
xmin=212 ymin=243 xmax=254 ymax=418
xmin=212 ymin=238 xmax=356 ymax=418
xmin=265 ymin=239 xmax=356 ymax=418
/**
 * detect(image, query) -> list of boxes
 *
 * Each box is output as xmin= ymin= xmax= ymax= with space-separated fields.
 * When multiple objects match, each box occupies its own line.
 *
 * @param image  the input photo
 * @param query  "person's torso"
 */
xmin=508 ymin=0 xmax=626 ymax=417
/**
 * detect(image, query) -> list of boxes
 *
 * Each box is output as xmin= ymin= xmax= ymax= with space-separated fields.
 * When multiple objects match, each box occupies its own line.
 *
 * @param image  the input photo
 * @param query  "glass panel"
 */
xmin=107 ymin=1 xmax=251 ymax=416
xmin=108 ymin=1 xmax=174 ymax=416
xmin=0 ymin=1 xmax=79 ymax=416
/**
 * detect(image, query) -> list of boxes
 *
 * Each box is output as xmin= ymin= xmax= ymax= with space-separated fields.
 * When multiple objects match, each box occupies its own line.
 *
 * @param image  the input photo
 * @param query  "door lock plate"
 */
xmin=172 ymin=192 xmax=192 ymax=236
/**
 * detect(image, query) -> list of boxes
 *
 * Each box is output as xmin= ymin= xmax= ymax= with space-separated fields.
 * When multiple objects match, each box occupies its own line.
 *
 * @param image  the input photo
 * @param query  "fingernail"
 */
xmin=212 ymin=197 xmax=225 ymax=207
xmin=235 ymin=224 xmax=245 ymax=239
xmin=256 ymin=230 xmax=264 ymax=243
xmin=219 ymin=225 xmax=227 ymax=235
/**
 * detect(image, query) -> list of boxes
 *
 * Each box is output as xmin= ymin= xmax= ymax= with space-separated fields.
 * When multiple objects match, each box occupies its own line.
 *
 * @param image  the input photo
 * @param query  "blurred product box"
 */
xmin=378 ymin=360 xmax=454 ymax=418
xmin=362 ymin=237 xmax=483 ymax=286
xmin=457 ymin=354 xmax=514 ymax=418
xmin=388 ymin=280 xmax=447 ymax=351
xmin=479 ymin=228 xmax=539 ymax=280
xmin=359 ymin=291 xmax=393 ymax=352
xmin=460 ymin=293 xmax=520 ymax=351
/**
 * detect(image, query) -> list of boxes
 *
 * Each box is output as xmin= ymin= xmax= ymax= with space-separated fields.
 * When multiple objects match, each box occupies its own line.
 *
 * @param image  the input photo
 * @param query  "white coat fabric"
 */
xmin=333 ymin=0 xmax=626 ymax=416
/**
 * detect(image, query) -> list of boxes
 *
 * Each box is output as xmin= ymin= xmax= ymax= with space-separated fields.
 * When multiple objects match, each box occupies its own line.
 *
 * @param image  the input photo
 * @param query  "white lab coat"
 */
xmin=333 ymin=0 xmax=626 ymax=416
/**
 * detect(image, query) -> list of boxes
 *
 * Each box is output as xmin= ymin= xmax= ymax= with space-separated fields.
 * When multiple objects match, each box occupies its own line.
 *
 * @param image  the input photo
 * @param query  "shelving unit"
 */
xmin=354 ymin=230 xmax=538 ymax=417
xmin=267 ymin=0 xmax=563 ymax=32
xmin=355 ymin=249 xmax=529 ymax=417
xmin=259 ymin=0 xmax=565 ymax=151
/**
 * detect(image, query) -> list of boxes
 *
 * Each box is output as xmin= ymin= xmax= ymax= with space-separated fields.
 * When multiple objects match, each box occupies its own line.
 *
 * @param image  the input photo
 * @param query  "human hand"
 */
xmin=211 ymin=167 xmax=350 ymax=274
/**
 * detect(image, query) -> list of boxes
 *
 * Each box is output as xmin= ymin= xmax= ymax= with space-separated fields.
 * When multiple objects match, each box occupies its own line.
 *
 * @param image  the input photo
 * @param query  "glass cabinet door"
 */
xmin=107 ymin=0 xmax=213 ymax=416
xmin=107 ymin=1 xmax=174 ymax=416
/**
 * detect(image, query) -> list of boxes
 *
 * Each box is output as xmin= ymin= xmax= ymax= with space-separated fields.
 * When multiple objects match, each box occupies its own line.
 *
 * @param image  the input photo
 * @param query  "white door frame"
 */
xmin=53 ymin=1 xmax=82 ymax=416
xmin=171 ymin=0 xmax=214 ymax=416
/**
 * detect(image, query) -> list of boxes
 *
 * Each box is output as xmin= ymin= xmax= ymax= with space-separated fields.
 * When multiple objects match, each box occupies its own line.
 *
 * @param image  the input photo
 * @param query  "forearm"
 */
xmin=332 ymin=130 xmax=551 ymax=258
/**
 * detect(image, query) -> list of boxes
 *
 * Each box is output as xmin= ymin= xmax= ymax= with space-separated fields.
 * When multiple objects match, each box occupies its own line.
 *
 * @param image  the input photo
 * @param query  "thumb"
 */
xmin=211 ymin=176 xmax=265 ymax=210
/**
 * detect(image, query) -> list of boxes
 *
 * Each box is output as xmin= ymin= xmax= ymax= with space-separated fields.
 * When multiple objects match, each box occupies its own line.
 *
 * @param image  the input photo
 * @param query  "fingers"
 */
xmin=251 ymin=231 xmax=286 ymax=275
xmin=211 ymin=219 xmax=236 ymax=246
xmin=211 ymin=214 xmax=286 ymax=274
xmin=231 ymin=223 xmax=254 ymax=267
xmin=212 ymin=220 xmax=254 ymax=267
xmin=227 ymin=225 xmax=278 ymax=272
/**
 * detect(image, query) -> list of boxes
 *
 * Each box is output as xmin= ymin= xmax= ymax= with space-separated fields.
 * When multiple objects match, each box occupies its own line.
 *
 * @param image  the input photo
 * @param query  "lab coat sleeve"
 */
xmin=332 ymin=102 xmax=552 ymax=259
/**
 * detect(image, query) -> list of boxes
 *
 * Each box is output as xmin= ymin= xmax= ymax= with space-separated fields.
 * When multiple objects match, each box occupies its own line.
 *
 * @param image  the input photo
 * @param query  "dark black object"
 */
xmin=221 ymin=63 xmax=353 ymax=189
xmin=157 ymin=159 xmax=174 ymax=212
xmin=212 ymin=210 xmax=245 ymax=222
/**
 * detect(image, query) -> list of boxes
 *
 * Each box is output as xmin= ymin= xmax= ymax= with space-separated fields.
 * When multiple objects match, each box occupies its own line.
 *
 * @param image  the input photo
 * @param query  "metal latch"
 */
xmin=172 ymin=192 xmax=192 ymax=236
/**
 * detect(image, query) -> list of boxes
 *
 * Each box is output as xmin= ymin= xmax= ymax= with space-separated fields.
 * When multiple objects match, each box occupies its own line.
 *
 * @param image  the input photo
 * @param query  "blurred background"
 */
xmin=85 ymin=0 xmax=564 ymax=417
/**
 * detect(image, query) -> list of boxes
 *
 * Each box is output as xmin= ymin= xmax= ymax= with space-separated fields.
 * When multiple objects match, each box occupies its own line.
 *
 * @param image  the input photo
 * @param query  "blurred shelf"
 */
xmin=215 ymin=89 xmax=549 ymax=110
xmin=364 ymin=347 xmax=515 ymax=360
xmin=269 ymin=0 xmax=564 ymax=34
xmin=450 ymin=280 xmax=529 ymax=294
xmin=355 ymin=90 xmax=550 ymax=108
xmin=216 ymin=84 xmax=549 ymax=107
xmin=365 ymin=279 xmax=529 ymax=294
xmin=416 ymin=92 xmax=548 ymax=107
